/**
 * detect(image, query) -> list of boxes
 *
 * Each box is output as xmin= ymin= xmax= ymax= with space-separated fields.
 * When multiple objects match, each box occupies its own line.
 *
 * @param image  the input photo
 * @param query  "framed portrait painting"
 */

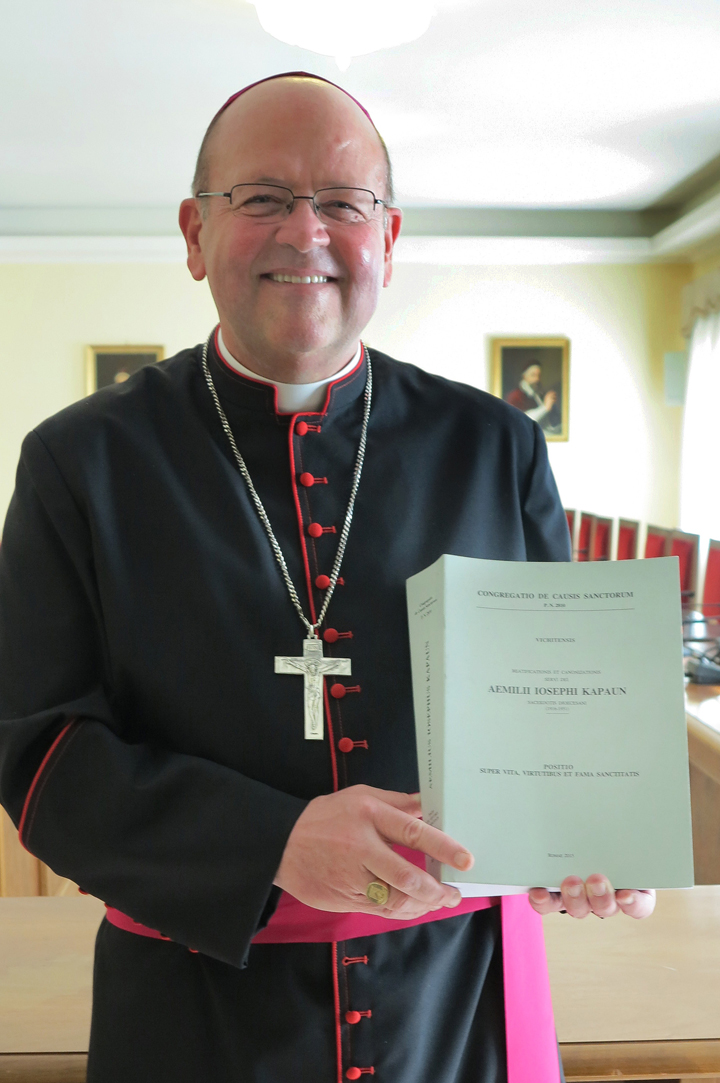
xmin=86 ymin=345 xmax=164 ymax=395
xmin=490 ymin=337 xmax=570 ymax=441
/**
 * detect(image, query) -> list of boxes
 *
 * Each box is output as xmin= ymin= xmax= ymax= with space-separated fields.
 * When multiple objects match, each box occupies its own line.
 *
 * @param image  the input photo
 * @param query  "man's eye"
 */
xmin=319 ymin=200 xmax=366 ymax=221
xmin=235 ymin=192 xmax=289 ymax=216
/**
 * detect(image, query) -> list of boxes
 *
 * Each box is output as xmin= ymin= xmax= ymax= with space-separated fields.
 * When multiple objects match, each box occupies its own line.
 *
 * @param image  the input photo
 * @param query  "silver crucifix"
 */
xmin=275 ymin=638 xmax=352 ymax=740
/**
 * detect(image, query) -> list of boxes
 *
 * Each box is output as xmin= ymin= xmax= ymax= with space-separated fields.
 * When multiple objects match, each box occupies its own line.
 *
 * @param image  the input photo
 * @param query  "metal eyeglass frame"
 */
xmin=196 ymin=183 xmax=387 ymax=222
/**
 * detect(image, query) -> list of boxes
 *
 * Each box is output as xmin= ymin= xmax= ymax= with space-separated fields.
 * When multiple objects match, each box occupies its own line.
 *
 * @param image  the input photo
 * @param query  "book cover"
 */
xmin=407 ymin=555 xmax=694 ymax=892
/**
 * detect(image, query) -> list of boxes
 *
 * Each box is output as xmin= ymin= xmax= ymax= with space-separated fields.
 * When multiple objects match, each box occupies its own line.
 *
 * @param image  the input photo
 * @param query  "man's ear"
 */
xmin=179 ymin=198 xmax=207 ymax=282
xmin=383 ymin=207 xmax=403 ymax=288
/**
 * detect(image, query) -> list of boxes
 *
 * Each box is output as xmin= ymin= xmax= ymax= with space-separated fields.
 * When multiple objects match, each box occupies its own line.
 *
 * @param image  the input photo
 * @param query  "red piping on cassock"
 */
xmin=18 ymin=719 xmax=77 ymax=848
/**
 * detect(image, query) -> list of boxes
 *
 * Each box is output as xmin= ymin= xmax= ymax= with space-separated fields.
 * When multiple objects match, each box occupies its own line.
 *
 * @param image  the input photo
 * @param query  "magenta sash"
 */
xmin=105 ymin=847 xmax=559 ymax=1083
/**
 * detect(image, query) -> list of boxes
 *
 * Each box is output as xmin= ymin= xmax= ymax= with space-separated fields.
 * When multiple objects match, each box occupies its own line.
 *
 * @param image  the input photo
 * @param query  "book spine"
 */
xmin=407 ymin=559 xmax=445 ymax=878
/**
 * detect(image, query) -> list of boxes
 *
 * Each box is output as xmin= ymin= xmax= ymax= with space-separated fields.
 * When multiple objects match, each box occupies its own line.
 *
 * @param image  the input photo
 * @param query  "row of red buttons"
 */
xmin=296 ymin=419 xmax=368 ymax=761
xmin=296 ymin=419 xmax=374 ymax=1080
xmin=296 ymin=429 xmax=334 ymax=541
xmin=342 ymin=956 xmax=373 ymax=1079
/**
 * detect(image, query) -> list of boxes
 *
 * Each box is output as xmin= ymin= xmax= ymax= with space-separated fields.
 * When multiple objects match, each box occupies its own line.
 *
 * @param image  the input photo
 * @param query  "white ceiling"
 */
xmin=3 ymin=0 xmax=720 ymax=214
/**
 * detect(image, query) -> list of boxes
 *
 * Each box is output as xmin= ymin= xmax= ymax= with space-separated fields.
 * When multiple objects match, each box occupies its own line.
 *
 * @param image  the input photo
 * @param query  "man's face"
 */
xmin=524 ymin=365 xmax=542 ymax=387
xmin=180 ymin=79 xmax=402 ymax=380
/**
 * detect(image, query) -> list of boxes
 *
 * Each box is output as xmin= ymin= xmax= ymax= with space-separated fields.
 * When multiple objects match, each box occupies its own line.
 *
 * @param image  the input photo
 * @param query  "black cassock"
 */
xmin=0 ymin=337 xmax=570 ymax=1083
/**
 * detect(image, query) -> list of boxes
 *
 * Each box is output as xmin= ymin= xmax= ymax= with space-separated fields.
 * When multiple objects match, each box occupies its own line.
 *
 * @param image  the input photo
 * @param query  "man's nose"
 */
xmin=274 ymin=198 xmax=331 ymax=252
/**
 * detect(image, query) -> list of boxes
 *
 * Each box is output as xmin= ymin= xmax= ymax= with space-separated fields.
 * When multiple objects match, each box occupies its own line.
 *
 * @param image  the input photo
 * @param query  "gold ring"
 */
xmin=366 ymin=880 xmax=390 ymax=906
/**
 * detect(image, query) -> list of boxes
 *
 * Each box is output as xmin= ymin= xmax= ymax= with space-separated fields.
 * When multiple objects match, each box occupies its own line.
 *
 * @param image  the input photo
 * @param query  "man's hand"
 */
xmin=273 ymin=785 xmax=473 ymax=920
xmin=543 ymin=390 xmax=558 ymax=410
xmin=528 ymin=875 xmax=656 ymax=919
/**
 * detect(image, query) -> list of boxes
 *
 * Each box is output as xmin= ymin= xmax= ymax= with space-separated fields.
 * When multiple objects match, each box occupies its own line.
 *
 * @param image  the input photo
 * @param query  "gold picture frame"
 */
xmin=490 ymin=337 xmax=570 ymax=442
xmin=85 ymin=344 xmax=164 ymax=395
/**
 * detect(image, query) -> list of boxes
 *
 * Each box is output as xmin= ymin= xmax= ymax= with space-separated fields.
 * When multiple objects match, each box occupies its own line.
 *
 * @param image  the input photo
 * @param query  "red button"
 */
xmin=308 ymin=523 xmax=323 ymax=538
xmin=346 ymin=1071 xmax=361 ymax=1081
xmin=331 ymin=683 xmax=346 ymax=699
xmin=345 ymin=1011 xmax=362 ymax=1024
xmin=338 ymin=737 xmax=354 ymax=753
xmin=315 ymin=574 xmax=331 ymax=589
xmin=299 ymin=472 xmax=315 ymax=487
xmin=296 ymin=422 xmax=309 ymax=436
xmin=323 ymin=628 xmax=339 ymax=643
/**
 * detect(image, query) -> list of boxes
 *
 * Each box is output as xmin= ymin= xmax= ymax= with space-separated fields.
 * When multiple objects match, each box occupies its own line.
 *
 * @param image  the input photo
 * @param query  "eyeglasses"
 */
xmin=196 ymin=184 xmax=386 ymax=225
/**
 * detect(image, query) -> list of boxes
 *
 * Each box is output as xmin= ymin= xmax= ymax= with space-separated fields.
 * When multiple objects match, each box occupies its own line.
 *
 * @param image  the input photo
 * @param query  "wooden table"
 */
xmin=547 ymin=885 xmax=720 ymax=1080
xmin=3 ymin=887 xmax=720 ymax=1083
xmin=686 ymin=683 xmax=720 ymax=886
xmin=0 ymin=897 xmax=103 ymax=1082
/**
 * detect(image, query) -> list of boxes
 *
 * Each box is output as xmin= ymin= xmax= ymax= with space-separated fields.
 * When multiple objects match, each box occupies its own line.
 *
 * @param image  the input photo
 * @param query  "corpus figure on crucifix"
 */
xmin=0 ymin=72 xmax=655 ymax=1083
xmin=275 ymin=637 xmax=351 ymax=739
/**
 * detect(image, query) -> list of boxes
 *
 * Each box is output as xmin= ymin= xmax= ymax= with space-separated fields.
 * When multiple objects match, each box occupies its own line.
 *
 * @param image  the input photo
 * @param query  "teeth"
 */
xmin=268 ymin=274 xmax=329 ymax=284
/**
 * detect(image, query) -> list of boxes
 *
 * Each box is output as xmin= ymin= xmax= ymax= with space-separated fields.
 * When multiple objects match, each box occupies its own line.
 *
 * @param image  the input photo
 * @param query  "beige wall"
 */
xmin=0 ymin=264 xmax=217 ymax=519
xmin=0 ymin=259 xmax=691 ymax=529
xmin=366 ymin=261 xmax=691 ymax=528
xmin=692 ymin=250 xmax=720 ymax=279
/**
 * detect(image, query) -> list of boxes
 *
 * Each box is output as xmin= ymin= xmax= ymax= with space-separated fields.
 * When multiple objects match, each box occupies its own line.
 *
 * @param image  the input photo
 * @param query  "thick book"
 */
xmin=406 ymin=555 xmax=694 ymax=893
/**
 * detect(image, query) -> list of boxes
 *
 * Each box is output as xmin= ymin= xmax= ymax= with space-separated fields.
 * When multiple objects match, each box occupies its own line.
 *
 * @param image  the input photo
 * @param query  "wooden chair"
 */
xmin=575 ymin=513 xmax=594 ymax=562
xmin=616 ymin=519 xmax=640 ymax=560
xmin=703 ymin=539 xmax=720 ymax=620
xmin=564 ymin=509 xmax=575 ymax=554
xmin=644 ymin=525 xmax=672 ymax=559
xmin=588 ymin=515 xmax=612 ymax=561
xmin=670 ymin=529 xmax=700 ymax=608
xmin=683 ymin=539 xmax=720 ymax=645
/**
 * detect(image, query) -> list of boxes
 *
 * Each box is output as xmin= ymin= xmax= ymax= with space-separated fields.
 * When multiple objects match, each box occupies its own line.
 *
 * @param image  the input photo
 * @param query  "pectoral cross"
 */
xmin=275 ymin=638 xmax=352 ymax=740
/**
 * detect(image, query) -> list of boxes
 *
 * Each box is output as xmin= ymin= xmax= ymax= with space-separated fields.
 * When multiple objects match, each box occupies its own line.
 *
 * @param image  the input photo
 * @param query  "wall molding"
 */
xmin=393 ymin=235 xmax=657 ymax=265
xmin=0 ymin=233 xmax=662 ymax=266
xmin=1 ymin=191 xmax=719 ymax=265
xmin=0 ymin=235 xmax=187 ymax=263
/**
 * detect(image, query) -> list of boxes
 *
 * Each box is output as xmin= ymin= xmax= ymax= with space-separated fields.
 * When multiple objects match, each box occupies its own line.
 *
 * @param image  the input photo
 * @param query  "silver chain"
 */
xmin=201 ymin=333 xmax=372 ymax=639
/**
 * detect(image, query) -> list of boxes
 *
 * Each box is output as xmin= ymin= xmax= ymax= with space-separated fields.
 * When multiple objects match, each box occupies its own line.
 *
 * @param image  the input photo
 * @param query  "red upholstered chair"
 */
xmin=702 ymin=539 xmax=720 ymax=620
xmin=669 ymin=530 xmax=699 ymax=608
xmin=565 ymin=509 xmax=575 ymax=547
xmin=589 ymin=516 xmax=612 ymax=561
xmin=575 ymin=513 xmax=595 ymax=562
xmin=616 ymin=519 xmax=640 ymax=561
xmin=684 ymin=538 xmax=720 ymax=644
xmin=644 ymin=525 xmax=672 ymax=559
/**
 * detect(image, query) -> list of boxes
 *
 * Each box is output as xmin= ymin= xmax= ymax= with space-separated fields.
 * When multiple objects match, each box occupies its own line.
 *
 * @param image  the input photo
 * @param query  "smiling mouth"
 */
xmin=264 ymin=273 xmax=331 ymax=284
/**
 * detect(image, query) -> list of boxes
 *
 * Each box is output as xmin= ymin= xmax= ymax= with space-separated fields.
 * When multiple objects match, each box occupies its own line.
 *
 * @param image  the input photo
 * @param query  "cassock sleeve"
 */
xmin=522 ymin=423 xmax=572 ymax=562
xmin=0 ymin=432 xmax=307 ymax=968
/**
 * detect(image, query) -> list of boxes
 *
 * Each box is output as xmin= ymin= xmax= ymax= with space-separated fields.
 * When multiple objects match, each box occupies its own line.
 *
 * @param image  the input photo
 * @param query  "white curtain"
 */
xmin=680 ymin=309 xmax=720 ymax=573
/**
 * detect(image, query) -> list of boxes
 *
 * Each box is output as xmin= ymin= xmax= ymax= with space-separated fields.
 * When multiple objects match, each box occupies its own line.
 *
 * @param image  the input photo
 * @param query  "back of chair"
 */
xmin=589 ymin=516 xmax=612 ymax=561
xmin=564 ymin=509 xmax=576 ymax=558
xmin=617 ymin=519 xmax=640 ymax=560
xmin=703 ymin=540 xmax=720 ymax=618
xmin=645 ymin=525 xmax=671 ymax=559
xmin=576 ymin=513 xmax=594 ymax=562
xmin=670 ymin=531 xmax=699 ymax=603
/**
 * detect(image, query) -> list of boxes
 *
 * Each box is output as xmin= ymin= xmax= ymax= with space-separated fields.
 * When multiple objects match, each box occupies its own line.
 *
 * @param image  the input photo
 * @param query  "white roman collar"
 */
xmin=216 ymin=329 xmax=362 ymax=414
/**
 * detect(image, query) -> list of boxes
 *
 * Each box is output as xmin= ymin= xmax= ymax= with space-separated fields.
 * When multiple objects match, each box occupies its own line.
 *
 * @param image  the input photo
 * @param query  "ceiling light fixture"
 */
xmin=249 ymin=0 xmax=435 ymax=71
